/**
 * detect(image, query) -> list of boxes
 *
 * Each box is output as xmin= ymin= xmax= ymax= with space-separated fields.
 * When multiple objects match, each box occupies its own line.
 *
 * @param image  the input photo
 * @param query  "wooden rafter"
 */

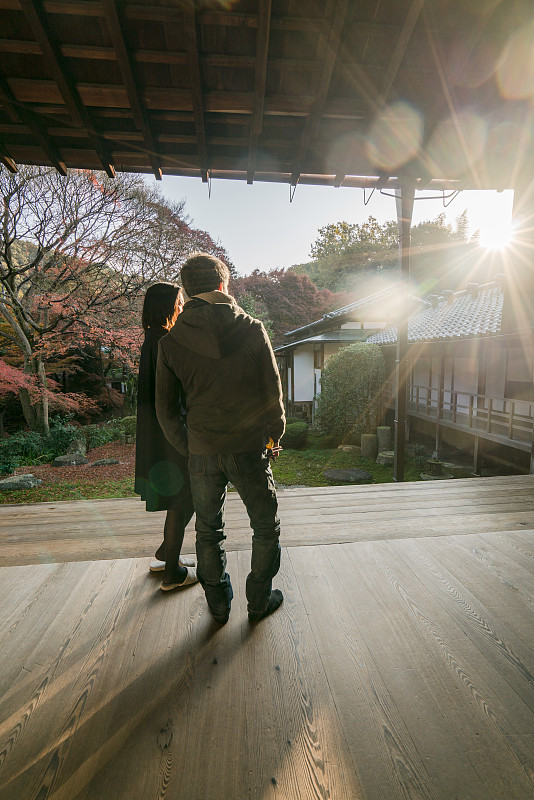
xmin=334 ymin=0 xmax=425 ymax=187
xmin=182 ymin=7 xmax=209 ymax=183
xmin=0 ymin=72 xmax=67 ymax=175
xmin=291 ymin=0 xmax=349 ymax=186
xmin=247 ymin=0 xmax=272 ymax=185
xmin=379 ymin=0 xmax=425 ymax=102
xmin=17 ymin=0 xmax=115 ymax=177
xmin=101 ymin=0 xmax=161 ymax=180
xmin=0 ymin=150 xmax=17 ymax=172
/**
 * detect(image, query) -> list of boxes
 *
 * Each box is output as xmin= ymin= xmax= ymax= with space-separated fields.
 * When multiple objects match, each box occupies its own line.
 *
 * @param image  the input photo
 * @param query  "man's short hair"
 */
xmin=180 ymin=252 xmax=230 ymax=297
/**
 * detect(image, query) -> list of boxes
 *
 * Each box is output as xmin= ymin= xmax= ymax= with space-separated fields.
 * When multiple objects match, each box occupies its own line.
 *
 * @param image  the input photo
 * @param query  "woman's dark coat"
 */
xmin=134 ymin=327 xmax=190 ymax=512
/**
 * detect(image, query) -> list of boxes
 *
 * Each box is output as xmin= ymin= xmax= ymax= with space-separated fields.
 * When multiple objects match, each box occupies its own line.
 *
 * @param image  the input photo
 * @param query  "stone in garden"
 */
xmin=67 ymin=438 xmax=87 ymax=456
xmin=323 ymin=468 xmax=372 ymax=484
xmin=52 ymin=454 xmax=89 ymax=467
xmin=89 ymin=458 xmax=120 ymax=466
xmin=0 ymin=474 xmax=42 ymax=492
xmin=360 ymin=433 xmax=378 ymax=459
xmin=376 ymin=426 xmax=392 ymax=452
xmin=376 ymin=450 xmax=394 ymax=465
xmin=337 ymin=445 xmax=361 ymax=452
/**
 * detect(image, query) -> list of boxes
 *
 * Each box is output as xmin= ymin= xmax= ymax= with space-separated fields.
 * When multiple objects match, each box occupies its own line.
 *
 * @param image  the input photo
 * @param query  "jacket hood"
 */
xmin=168 ymin=292 xmax=256 ymax=359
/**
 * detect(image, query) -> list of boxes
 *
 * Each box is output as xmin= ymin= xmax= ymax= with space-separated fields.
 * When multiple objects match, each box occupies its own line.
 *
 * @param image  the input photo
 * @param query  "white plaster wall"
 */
xmin=452 ymin=357 xmax=478 ymax=411
xmin=293 ymin=347 xmax=315 ymax=401
xmin=486 ymin=348 xmax=507 ymax=412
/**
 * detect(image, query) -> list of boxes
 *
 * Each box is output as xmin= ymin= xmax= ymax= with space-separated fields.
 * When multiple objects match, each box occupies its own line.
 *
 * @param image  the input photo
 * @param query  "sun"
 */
xmin=479 ymin=222 xmax=514 ymax=249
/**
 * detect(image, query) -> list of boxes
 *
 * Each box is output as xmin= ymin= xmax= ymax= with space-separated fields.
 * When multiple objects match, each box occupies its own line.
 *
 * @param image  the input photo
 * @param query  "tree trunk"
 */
xmin=18 ymin=356 xmax=50 ymax=434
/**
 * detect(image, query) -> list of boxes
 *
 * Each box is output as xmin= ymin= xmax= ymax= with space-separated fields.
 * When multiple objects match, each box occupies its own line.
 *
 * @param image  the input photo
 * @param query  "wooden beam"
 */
xmin=379 ymin=0 xmax=425 ymax=102
xmin=291 ymin=0 xmax=349 ymax=185
xmin=0 ymin=72 xmax=67 ymax=175
xmin=247 ymin=0 xmax=272 ymax=184
xmin=101 ymin=0 xmax=161 ymax=180
xmin=182 ymin=7 xmax=209 ymax=183
xmin=18 ymin=0 xmax=115 ymax=177
xmin=0 ymin=151 xmax=18 ymax=172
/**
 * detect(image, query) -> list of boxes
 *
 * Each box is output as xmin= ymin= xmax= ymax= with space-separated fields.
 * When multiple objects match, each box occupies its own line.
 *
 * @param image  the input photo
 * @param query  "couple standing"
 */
xmin=135 ymin=253 xmax=286 ymax=624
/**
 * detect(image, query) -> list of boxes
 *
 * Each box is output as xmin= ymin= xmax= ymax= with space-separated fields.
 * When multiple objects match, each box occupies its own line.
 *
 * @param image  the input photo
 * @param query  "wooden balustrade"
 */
xmin=404 ymin=383 xmax=534 ymax=446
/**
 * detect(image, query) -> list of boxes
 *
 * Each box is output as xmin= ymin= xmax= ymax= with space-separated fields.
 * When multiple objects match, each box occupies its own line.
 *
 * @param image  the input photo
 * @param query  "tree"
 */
xmin=231 ymin=269 xmax=351 ymax=345
xmin=0 ymin=358 xmax=97 ymax=437
xmin=315 ymin=343 xmax=386 ymax=439
xmin=303 ymin=213 xmax=478 ymax=294
xmin=0 ymin=166 xmax=232 ymax=432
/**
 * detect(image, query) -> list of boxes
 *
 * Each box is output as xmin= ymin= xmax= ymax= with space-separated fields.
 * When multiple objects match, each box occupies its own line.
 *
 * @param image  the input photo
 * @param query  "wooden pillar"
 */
xmin=434 ymin=355 xmax=445 ymax=458
xmin=393 ymin=179 xmax=415 ymax=482
xmin=473 ymin=435 xmax=482 ymax=476
xmin=511 ymin=173 xmax=534 ymax=471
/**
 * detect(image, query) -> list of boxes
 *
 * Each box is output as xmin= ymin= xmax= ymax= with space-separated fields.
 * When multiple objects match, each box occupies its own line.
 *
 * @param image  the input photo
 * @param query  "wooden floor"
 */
xmin=1 ymin=475 xmax=534 ymax=799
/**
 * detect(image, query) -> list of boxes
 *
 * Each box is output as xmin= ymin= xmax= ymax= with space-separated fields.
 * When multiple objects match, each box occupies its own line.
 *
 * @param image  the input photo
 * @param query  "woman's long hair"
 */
xmin=142 ymin=283 xmax=183 ymax=331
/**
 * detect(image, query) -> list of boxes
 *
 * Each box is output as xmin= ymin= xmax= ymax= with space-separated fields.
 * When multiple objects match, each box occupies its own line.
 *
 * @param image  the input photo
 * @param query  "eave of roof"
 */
xmin=275 ymin=328 xmax=373 ymax=353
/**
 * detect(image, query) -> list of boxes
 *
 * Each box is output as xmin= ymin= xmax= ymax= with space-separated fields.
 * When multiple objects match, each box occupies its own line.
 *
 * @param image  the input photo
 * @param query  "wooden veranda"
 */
xmin=1 ymin=475 xmax=534 ymax=799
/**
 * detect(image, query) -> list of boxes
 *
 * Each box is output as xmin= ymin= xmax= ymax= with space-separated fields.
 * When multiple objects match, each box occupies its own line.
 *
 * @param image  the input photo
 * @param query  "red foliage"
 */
xmin=231 ymin=269 xmax=352 ymax=344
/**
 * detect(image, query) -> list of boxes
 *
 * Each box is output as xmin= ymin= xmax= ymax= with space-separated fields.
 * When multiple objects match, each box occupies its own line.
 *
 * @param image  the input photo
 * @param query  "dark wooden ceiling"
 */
xmin=0 ymin=0 xmax=533 ymax=190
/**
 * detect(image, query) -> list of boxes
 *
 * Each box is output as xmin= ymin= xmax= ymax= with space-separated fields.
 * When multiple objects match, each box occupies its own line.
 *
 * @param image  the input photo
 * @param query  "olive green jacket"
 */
xmin=156 ymin=291 xmax=285 ymax=455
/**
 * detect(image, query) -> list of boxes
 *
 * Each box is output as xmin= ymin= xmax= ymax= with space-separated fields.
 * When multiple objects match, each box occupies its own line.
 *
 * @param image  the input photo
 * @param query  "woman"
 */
xmin=134 ymin=282 xmax=197 ymax=591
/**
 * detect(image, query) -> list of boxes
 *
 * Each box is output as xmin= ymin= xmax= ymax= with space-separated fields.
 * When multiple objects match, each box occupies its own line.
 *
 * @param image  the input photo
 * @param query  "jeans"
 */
xmin=189 ymin=450 xmax=281 ymax=616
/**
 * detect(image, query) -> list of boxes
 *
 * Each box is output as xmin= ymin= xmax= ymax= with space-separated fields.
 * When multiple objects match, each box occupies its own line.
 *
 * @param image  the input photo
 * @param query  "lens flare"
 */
xmin=497 ymin=21 xmax=534 ymax=99
xmin=366 ymin=101 xmax=423 ymax=171
xmin=424 ymin=111 xmax=487 ymax=178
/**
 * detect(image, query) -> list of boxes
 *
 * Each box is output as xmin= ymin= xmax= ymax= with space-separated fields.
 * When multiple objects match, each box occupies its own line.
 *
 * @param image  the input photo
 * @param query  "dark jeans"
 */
xmin=189 ymin=450 xmax=281 ymax=616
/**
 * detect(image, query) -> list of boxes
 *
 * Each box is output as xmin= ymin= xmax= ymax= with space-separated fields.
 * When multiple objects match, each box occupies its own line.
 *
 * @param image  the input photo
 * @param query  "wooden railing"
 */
xmin=407 ymin=383 xmax=534 ymax=446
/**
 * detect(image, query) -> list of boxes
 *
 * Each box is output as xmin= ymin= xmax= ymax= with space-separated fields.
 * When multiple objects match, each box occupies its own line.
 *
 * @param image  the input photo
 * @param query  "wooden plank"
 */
xmin=326 ymin=539 xmax=534 ymax=798
xmin=421 ymin=533 xmax=534 ymax=653
xmin=4 ymin=492 xmax=534 ymax=541
xmin=289 ymin=543 xmax=477 ymax=799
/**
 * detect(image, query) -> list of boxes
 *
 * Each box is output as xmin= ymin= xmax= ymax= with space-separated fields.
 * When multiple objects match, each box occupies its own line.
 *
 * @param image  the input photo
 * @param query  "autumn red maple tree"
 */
xmin=231 ymin=269 xmax=351 ymax=345
xmin=0 ymin=166 xmax=231 ymax=433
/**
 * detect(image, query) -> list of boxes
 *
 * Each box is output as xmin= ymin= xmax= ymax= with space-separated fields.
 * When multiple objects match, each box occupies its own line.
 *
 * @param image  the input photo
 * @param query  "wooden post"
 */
xmin=434 ymin=355 xmax=445 ymax=458
xmin=473 ymin=435 xmax=482 ymax=476
xmin=393 ymin=179 xmax=415 ymax=482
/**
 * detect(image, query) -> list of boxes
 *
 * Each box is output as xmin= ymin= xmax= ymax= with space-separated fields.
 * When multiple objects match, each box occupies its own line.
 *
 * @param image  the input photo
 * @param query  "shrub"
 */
xmin=118 ymin=415 xmax=137 ymax=437
xmin=83 ymin=421 xmax=123 ymax=449
xmin=286 ymin=416 xmax=307 ymax=426
xmin=0 ymin=415 xmax=80 ymax=467
xmin=282 ymin=421 xmax=308 ymax=450
xmin=43 ymin=416 xmax=80 ymax=456
xmin=315 ymin=343 xmax=386 ymax=439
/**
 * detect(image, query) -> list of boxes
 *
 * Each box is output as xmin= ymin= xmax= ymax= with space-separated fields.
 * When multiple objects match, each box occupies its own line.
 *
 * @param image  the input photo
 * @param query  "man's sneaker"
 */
xmin=248 ymin=590 xmax=284 ymax=623
xmin=149 ymin=556 xmax=196 ymax=572
xmin=160 ymin=567 xmax=198 ymax=591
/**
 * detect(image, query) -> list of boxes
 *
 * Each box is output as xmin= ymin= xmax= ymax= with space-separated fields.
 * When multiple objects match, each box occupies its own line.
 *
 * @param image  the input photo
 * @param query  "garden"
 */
xmin=0 ymin=341 xmax=432 ymax=505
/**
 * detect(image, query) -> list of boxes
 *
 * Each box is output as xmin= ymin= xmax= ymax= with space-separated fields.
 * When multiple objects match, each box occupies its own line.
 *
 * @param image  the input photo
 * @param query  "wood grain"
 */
xmin=1 ymin=475 xmax=534 ymax=568
xmin=1 ymin=478 xmax=534 ymax=798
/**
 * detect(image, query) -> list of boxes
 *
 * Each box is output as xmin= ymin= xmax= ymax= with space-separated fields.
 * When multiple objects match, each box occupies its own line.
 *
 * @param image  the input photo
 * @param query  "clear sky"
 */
xmin=148 ymin=175 xmax=514 ymax=276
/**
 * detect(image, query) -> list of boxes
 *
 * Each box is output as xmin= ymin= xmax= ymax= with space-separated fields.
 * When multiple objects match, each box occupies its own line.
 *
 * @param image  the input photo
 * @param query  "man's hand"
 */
xmin=266 ymin=438 xmax=283 ymax=460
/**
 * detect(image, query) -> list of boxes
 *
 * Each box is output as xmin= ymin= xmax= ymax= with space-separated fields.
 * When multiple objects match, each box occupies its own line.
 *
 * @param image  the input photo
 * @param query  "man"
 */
xmin=156 ymin=252 xmax=285 ymax=624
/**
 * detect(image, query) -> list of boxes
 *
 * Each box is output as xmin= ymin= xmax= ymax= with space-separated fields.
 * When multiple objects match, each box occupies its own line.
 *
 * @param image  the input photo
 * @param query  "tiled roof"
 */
xmin=284 ymin=283 xmax=428 ymax=340
xmin=366 ymin=282 xmax=504 ymax=344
